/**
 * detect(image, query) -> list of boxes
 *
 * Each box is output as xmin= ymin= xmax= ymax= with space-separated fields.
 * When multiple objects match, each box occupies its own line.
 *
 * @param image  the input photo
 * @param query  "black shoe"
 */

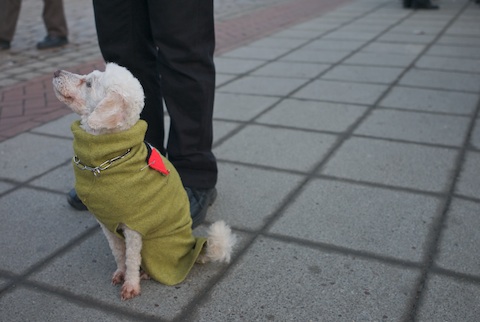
xmin=185 ymin=187 xmax=217 ymax=229
xmin=403 ymin=0 xmax=412 ymax=8
xmin=36 ymin=35 xmax=68 ymax=49
xmin=412 ymin=0 xmax=439 ymax=9
xmin=67 ymin=188 xmax=88 ymax=211
xmin=0 ymin=40 xmax=11 ymax=50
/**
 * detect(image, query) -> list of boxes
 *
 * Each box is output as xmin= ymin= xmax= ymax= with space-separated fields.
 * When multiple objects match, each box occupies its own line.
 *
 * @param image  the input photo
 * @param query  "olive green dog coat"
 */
xmin=71 ymin=120 xmax=206 ymax=285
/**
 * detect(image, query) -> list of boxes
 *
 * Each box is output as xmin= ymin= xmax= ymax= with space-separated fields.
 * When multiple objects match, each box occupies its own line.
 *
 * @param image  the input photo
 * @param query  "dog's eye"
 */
xmin=85 ymin=81 xmax=92 ymax=88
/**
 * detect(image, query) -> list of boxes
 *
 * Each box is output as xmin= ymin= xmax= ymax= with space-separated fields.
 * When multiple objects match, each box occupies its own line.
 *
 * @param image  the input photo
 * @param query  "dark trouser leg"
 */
xmin=42 ymin=0 xmax=68 ymax=37
xmin=0 ymin=0 xmax=21 ymax=42
xmin=147 ymin=0 xmax=217 ymax=189
xmin=92 ymin=0 xmax=166 ymax=153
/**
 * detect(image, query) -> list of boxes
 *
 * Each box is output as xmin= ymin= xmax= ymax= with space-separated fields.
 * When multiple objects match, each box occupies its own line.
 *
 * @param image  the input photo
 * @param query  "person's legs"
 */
xmin=42 ymin=0 xmax=68 ymax=38
xmin=37 ymin=0 xmax=69 ymax=49
xmin=73 ymin=0 xmax=217 ymax=226
xmin=0 ymin=0 xmax=21 ymax=49
xmin=93 ymin=0 xmax=165 ymax=151
xmin=147 ymin=0 xmax=217 ymax=190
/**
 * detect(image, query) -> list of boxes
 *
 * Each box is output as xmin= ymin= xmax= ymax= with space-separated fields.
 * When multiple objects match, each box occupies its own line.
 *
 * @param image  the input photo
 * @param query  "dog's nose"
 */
xmin=54 ymin=70 xmax=61 ymax=78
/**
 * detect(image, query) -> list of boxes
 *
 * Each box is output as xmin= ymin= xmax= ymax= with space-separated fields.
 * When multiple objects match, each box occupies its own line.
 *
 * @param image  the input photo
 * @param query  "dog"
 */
xmin=52 ymin=63 xmax=236 ymax=300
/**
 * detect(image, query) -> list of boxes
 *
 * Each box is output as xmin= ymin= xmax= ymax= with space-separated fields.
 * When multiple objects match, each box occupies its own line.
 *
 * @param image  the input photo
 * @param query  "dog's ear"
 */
xmin=86 ymin=91 xmax=127 ymax=131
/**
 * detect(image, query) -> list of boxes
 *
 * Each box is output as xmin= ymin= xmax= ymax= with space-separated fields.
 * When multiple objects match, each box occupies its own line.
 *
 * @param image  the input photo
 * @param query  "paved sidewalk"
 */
xmin=1 ymin=0 xmax=480 ymax=321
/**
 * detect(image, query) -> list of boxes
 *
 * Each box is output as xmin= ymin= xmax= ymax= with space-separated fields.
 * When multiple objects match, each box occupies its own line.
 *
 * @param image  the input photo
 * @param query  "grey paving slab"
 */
xmin=192 ymin=237 xmax=419 ymax=321
xmin=291 ymin=17 xmax=344 ymax=31
xmin=0 ymin=277 xmax=8 ymax=289
xmin=269 ymin=179 xmax=439 ymax=261
xmin=214 ymin=57 xmax=266 ymax=75
xmin=399 ymin=69 xmax=480 ymax=92
xmin=354 ymin=109 xmax=471 ymax=146
xmin=214 ymin=93 xmax=280 ymax=121
xmin=271 ymin=28 xmax=325 ymax=39
xmin=379 ymin=86 xmax=479 ymax=115
xmin=472 ymin=118 xmax=480 ymax=150
xmin=321 ymin=65 xmax=404 ymax=84
xmin=252 ymin=61 xmax=330 ymax=78
xmin=344 ymin=52 xmax=418 ymax=67
xmin=280 ymin=48 xmax=352 ymax=64
xmin=216 ymin=73 xmax=237 ymax=86
xmin=214 ymin=124 xmax=338 ymax=172
xmin=417 ymin=275 xmax=480 ymax=322
xmin=302 ymin=39 xmax=366 ymax=51
xmin=377 ymin=32 xmax=437 ymax=44
xmin=434 ymin=198 xmax=480 ymax=276
xmin=388 ymin=24 xmax=446 ymax=35
xmin=340 ymin=22 xmax=393 ymax=33
xmin=29 ymin=164 xmax=74 ymax=192
xmin=218 ymin=75 xmax=308 ymax=96
xmin=455 ymin=151 xmax=480 ymax=199
xmin=361 ymin=42 xmax=426 ymax=55
xmin=323 ymin=30 xmax=380 ymax=41
xmin=222 ymin=46 xmax=292 ymax=60
xmin=31 ymin=113 xmax=77 ymax=138
xmin=207 ymin=163 xmax=305 ymax=230
xmin=426 ymin=44 xmax=480 ymax=59
xmin=247 ymin=36 xmax=310 ymax=49
xmin=321 ymin=137 xmax=458 ymax=192
xmin=0 ymin=287 xmax=134 ymax=322
xmin=294 ymin=79 xmax=388 ymax=105
xmin=0 ymin=133 xmax=71 ymax=182
xmin=445 ymin=24 xmax=480 ymax=37
xmin=29 ymin=229 xmax=251 ymax=321
xmin=0 ymin=181 xmax=15 ymax=194
xmin=0 ymin=188 xmax=97 ymax=272
xmin=436 ymin=35 xmax=480 ymax=47
xmin=256 ymin=99 xmax=368 ymax=133
xmin=416 ymin=55 xmax=480 ymax=73
xmin=213 ymin=120 xmax=241 ymax=144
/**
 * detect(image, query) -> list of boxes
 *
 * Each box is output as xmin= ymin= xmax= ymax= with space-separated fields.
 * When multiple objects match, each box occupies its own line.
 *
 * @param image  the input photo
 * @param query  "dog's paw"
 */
xmin=121 ymin=281 xmax=141 ymax=300
xmin=112 ymin=270 xmax=125 ymax=285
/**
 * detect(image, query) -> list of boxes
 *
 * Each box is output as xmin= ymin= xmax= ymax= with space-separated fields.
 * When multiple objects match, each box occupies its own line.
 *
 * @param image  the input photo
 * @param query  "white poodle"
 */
xmin=52 ymin=63 xmax=236 ymax=300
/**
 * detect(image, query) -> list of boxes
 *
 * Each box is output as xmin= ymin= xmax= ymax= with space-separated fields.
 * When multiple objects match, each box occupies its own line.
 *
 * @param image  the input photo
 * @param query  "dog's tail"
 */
xmin=200 ymin=220 xmax=237 ymax=263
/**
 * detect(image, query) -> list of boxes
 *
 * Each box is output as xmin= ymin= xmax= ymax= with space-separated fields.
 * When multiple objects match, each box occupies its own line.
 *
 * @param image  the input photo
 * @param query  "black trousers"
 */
xmin=92 ymin=0 xmax=217 ymax=189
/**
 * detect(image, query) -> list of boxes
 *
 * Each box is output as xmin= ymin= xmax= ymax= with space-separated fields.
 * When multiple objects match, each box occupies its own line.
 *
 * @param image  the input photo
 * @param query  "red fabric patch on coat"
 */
xmin=145 ymin=144 xmax=169 ymax=175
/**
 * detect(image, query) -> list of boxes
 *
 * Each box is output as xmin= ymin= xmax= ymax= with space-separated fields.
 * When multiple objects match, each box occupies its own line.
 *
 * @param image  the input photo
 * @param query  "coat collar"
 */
xmin=71 ymin=120 xmax=148 ymax=168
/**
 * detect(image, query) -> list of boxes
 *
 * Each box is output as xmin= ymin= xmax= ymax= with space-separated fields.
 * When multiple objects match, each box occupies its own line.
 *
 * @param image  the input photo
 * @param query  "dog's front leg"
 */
xmin=121 ymin=227 xmax=143 ymax=300
xmin=98 ymin=222 xmax=126 ymax=285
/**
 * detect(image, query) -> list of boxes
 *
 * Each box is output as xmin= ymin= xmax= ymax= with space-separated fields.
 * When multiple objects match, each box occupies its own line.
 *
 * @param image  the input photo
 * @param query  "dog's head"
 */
xmin=52 ymin=63 xmax=144 ymax=134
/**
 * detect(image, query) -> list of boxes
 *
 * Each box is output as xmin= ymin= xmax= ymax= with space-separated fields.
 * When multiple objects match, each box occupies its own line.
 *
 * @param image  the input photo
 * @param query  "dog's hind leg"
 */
xmin=120 ymin=227 xmax=143 ymax=300
xmin=98 ymin=221 xmax=126 ymax=285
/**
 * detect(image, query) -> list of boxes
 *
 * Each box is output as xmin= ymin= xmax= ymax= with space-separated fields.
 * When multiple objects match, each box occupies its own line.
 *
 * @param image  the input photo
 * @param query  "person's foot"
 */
xmin=0 ymin=40 xmax=11 ymax=50
xmin=412 ymin=0 xmax=439 ymax=9
xmin=36 ymin=35 xmax=68 ymax=49
xmin=185 ymin=187 xmax=217 ymax=229
xmin=403 ymin=0 xmax=412 ymax=8
xmin=67 ymin=188 xmax=88 ymax=211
